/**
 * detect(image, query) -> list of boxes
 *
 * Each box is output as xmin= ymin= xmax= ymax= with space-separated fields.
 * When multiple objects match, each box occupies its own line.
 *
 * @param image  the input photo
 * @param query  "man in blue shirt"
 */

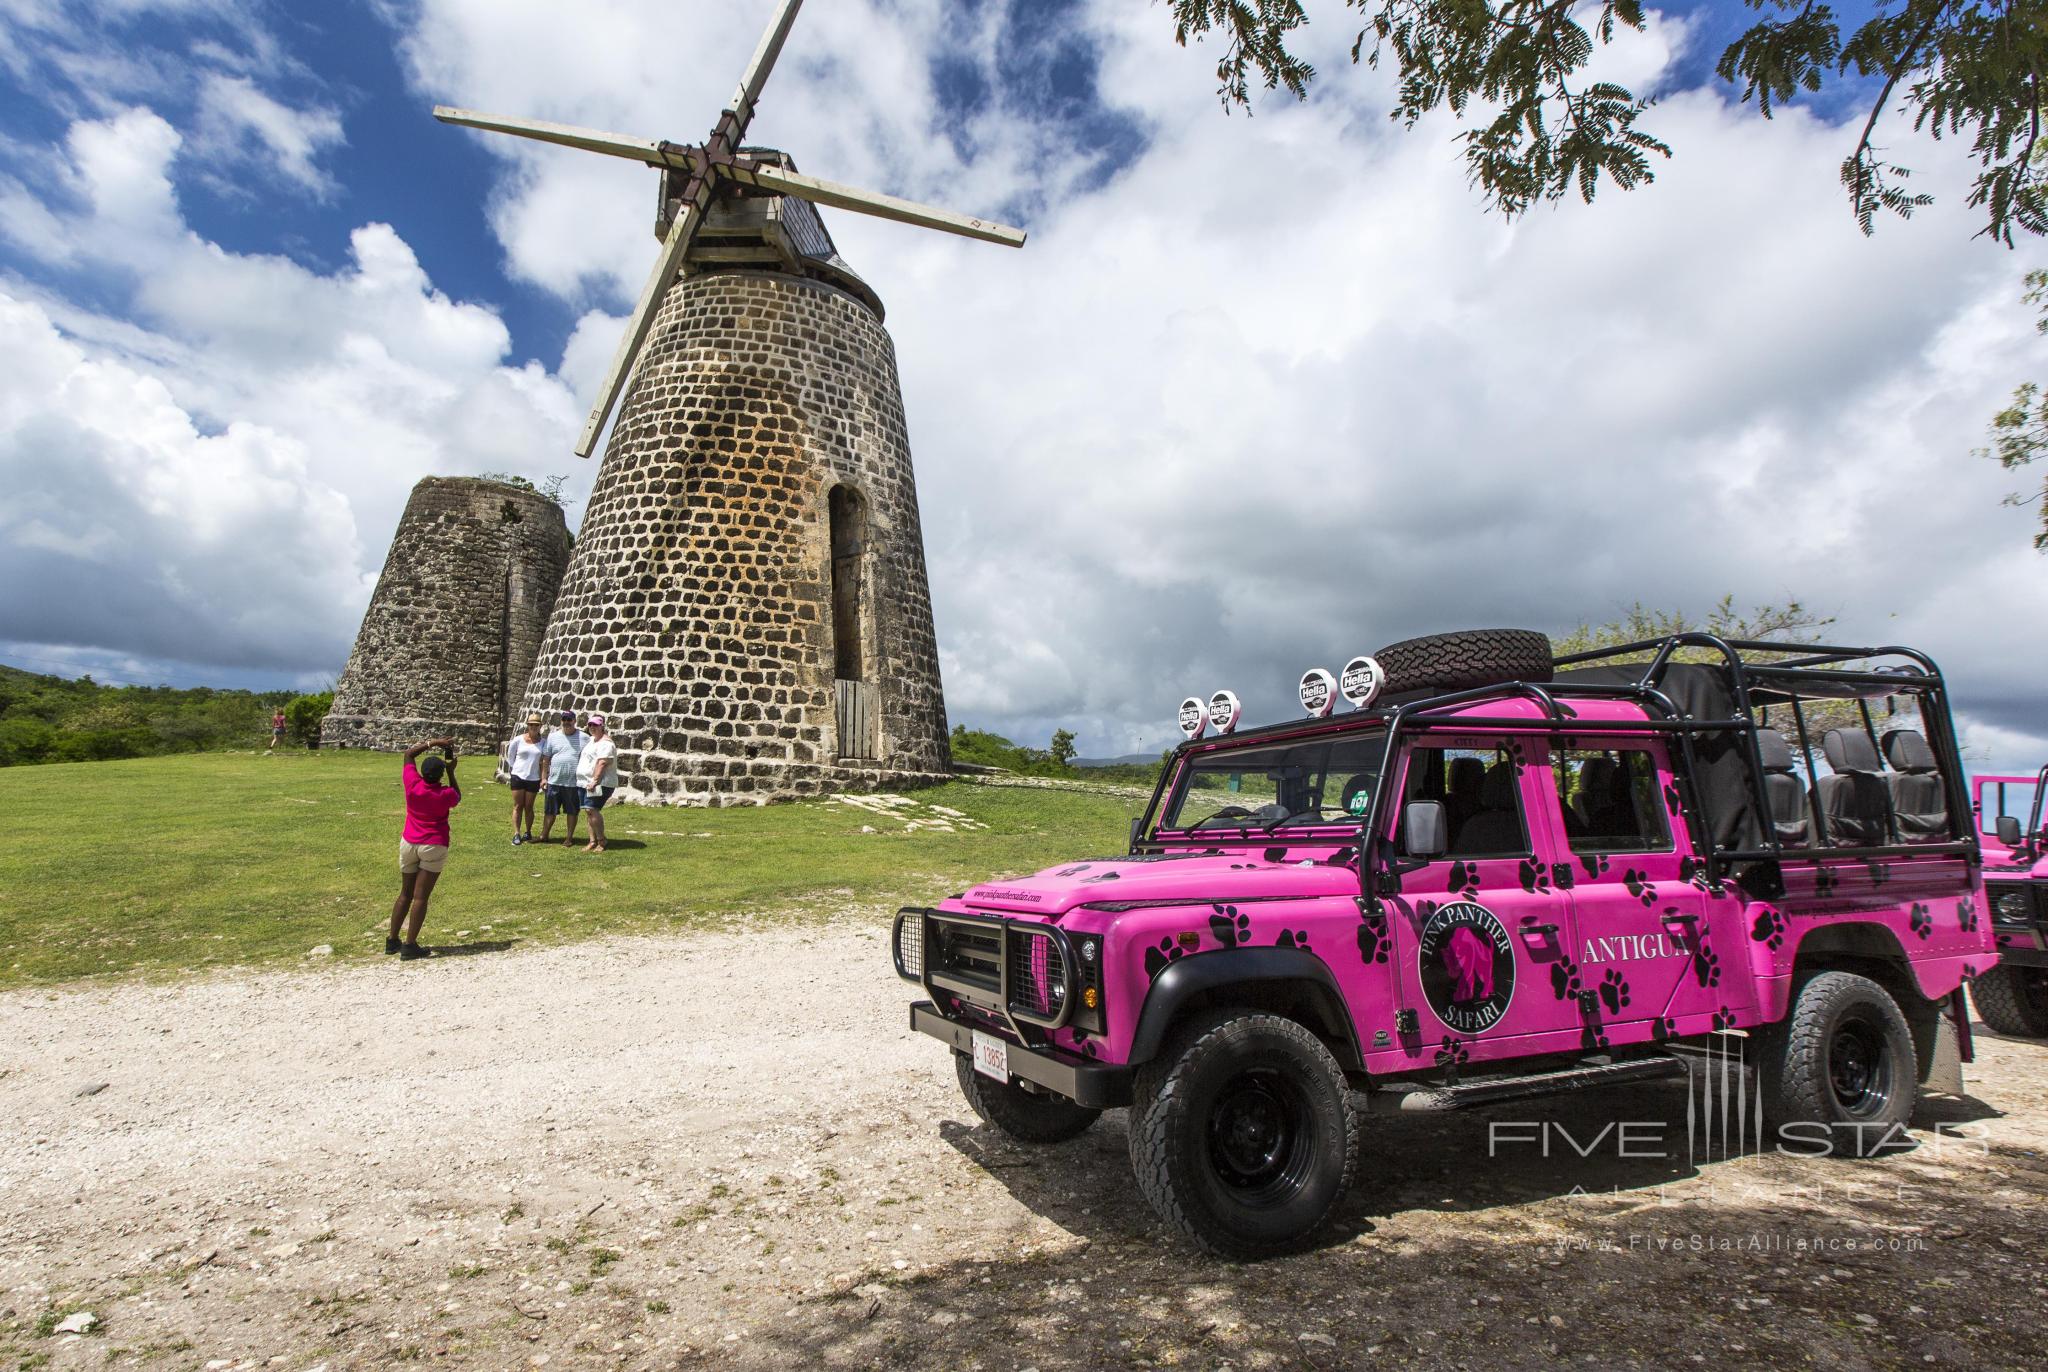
xmin=538 ymin=710 xmax=590 ymax=846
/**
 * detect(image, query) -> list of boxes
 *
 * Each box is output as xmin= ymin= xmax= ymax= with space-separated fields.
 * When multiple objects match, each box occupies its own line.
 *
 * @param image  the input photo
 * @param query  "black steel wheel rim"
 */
xmin=1206 ymin=1068 xmax=1316 ymax=1204
xmin=1826 ymin=1011 xmax=1895 ymax=1120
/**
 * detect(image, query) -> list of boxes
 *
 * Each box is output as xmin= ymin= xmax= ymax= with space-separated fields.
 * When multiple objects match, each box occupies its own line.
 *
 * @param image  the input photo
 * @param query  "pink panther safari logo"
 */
xmin=1418 ymin=900 xmax=1517 ymax=1033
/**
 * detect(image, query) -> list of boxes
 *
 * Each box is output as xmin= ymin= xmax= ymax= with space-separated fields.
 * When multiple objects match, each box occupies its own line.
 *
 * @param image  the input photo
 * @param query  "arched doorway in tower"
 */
xmin=829 ymin=485 xmax=878 ymax=759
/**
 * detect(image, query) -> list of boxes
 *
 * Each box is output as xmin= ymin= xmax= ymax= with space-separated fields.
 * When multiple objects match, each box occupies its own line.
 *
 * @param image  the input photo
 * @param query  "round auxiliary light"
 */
xmin=1340 ymin=654 xmax=1386 ymax=709
xmin=1207 ymin=690 xmax=1242 ymax=735
xmin=1299 ymin=667 xmax=1337 ymax=719
xmin=1178 ymin=696 xmax=1207 ymax=740
xmin=1081 ymin=938 xmax=1097 ymax=962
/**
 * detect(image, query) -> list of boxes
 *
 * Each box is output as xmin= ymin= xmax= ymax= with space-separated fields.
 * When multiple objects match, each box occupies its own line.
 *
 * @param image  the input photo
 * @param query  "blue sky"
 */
xmin=2 ymin=0 xmax=2046 ymax=770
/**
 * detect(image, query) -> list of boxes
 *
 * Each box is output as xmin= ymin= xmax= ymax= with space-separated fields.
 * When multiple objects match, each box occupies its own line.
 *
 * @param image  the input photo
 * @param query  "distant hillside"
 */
xmin=0 ymin=662 xmax=302 ymax=767
xmin=1075 ymin=752 xmax=1162 ymax=768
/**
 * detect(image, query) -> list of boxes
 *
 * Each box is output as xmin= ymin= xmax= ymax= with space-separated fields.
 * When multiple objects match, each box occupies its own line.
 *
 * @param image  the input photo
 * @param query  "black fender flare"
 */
xmin=1128 ymin=948 xmax=1363 ymax=1071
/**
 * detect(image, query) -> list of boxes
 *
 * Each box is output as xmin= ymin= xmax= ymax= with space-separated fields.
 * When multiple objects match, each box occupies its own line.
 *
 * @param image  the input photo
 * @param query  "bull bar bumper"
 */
xmin=910 ymin=1001 xmax=1132 ymax=1109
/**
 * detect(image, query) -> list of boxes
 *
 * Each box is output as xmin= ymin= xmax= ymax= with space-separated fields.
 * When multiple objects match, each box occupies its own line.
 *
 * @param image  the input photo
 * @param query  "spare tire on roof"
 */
xmin=1373 ymin=628 xmax=1554 ymax=697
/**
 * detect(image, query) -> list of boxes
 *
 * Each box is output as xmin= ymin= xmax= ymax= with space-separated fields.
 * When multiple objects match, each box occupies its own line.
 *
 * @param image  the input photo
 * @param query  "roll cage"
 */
xmin=1134 ymin=634 xmax=1975 ymax=889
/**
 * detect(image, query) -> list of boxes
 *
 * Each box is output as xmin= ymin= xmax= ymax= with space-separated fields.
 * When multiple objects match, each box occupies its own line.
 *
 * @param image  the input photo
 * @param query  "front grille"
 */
xmin=1007 ymin=928 xmax=1068 ymax=1020
xmin=939 ymin=924 xmax=1002 ymax=994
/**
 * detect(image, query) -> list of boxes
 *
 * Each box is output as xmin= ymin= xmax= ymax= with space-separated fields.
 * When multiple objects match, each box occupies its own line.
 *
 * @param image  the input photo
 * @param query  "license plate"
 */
xmin=971 ymin=1030 xmax=1009 ymax=1082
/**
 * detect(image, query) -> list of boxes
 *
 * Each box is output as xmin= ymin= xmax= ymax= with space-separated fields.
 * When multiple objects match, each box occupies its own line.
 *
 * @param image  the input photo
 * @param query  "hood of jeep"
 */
xmin=959 ymin=850 xmax=1358 ymax=917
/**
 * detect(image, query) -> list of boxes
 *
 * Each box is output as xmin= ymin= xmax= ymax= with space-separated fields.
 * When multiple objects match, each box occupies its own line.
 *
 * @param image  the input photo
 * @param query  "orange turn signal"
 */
xmin=1083 ymin=987 xmax=1098 ymax=1009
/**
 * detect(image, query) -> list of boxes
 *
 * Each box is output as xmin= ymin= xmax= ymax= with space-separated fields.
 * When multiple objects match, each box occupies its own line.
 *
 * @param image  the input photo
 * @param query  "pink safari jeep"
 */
xmin=893 ymin=629 xmax=1997 ymax=1257
xmin=1971 ymin=768 xmax=2048 ymax=1035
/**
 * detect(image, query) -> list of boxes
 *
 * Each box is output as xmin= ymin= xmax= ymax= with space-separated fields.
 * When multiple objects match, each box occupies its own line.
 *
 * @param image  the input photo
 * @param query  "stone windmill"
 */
xmin=434 ymin=0 xmax=1023 ymax=804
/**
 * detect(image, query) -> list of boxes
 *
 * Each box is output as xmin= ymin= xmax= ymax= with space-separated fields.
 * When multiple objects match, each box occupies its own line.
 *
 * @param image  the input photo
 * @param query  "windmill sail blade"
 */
xmin=728 ymin=0 xmax=805 ymax=130
xmin=730 ymin=163 xmax=1026 ymax=248
xmin=575 ymin=198 xmax=705 ymax=458
xmin=433 ymin=107 xmax=685 ymax=170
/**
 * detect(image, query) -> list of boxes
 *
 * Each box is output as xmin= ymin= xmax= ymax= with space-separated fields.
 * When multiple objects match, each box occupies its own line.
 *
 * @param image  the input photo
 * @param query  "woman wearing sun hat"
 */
xmin=502 ymin=711 xmax=548 ymax=845
xmin=575 ymin=713 xmax=619 ymax=853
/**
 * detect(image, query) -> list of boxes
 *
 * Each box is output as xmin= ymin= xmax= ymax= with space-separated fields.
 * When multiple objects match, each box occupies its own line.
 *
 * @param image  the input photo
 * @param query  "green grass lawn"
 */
xmin=0 ymin=752 xmax=1151 ymax=991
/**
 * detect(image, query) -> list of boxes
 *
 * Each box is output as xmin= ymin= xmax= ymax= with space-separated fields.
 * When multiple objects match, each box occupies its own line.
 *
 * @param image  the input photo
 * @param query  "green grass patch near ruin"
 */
xmin=0 ymin=751 xmax=1152 ymax=991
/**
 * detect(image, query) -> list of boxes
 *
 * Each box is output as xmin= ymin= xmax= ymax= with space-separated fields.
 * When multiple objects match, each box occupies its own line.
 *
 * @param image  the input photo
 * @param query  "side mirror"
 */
xmin=1997 ymin=815 xmax=2022 ymax=846
xmin=1404 ymin=800 xmax=1448 ymax=859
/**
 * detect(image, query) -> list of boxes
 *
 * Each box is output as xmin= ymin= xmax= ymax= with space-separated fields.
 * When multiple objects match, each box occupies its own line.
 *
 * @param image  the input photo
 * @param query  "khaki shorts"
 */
xmin=399 ymin=841 xmax=448 ymax=875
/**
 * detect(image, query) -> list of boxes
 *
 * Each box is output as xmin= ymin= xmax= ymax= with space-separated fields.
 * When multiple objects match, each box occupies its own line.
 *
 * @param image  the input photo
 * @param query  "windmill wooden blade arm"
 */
xmin=575 ymin=198 xmax=704 ymax=458
xmin=728 ymin=163 xmax=1026 ymax=248
xmin=433 ymin=107 xmax=686 ymax=170
xmin=728 ymin=0 xmax=805 ymax=130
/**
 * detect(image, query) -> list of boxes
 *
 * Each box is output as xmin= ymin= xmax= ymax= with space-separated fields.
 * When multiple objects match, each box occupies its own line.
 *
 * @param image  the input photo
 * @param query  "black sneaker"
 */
xmin=400 ymin=943 xmax=429 ymax=961
xmin=385 ymin=937 xmax=402 ymax=955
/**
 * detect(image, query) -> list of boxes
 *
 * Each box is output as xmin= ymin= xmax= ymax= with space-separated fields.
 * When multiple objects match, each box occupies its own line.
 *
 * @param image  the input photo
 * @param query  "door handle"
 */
xmin=1518 ymin=920 xmax=1559 ymax=937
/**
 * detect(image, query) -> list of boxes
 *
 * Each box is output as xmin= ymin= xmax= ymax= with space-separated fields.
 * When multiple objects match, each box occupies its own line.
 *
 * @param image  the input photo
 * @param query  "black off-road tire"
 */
xmin=1758 ymin=971 xmax=1917 ymax=1157
xmin=1128 ymin=1010 xmax=1358 ymax=1259
xmin=1373 ymin=628 xmax=1554 ymax=696
xmin=1971 ymin=964 xmax=2048 ymax=1037
xmin=953 ymin=1052 xmax=1100 ymax=1144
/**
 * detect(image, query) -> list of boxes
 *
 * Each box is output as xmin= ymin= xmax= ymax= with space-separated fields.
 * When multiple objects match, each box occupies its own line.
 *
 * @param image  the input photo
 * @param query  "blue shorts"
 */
xmin=544 ymin=783 xmax=583 ymax=816
xmin=582 ymin=789 xmax=612 ymax=812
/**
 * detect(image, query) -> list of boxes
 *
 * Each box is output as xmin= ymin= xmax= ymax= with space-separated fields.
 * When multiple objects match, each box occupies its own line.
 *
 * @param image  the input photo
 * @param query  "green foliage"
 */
xmin=0 ymin=663 xmax=295 ymax=768
xmin=1553 ymin=596 xmax=1835 ymax=661
xmin=948 ymin=725 xmax=1076 ymax=777
xmin=1982 ymin=268 xmax=2048 ymax=547
xmin=477 ymin=471 xmax=572 ymax=507
xmin=284 ymin=692 xmax=334 ymax=746
xmin=1165 ymin=0 xmax=2047 ymax=241
xmin=1048 ymin=728 xmax=1078 ymax=767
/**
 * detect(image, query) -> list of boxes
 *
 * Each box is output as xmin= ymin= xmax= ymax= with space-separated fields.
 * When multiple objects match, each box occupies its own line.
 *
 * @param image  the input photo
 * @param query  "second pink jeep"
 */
xmin=895 ymin=630 xmax=1997 ymax=1256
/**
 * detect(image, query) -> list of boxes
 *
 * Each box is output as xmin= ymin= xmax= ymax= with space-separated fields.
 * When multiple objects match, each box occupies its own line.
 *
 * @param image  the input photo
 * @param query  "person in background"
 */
xmin=503 ymin=712 xmax=547 ymax=845
xmin=576 ymin=714 xmax=619 ymax=853
xmin=539 ymin=708 xmax=588 ymax=846
xmin=392 ymin=737 xmax=461 ymax=961
xmin=268 ymin=709 xmax=287 ymax=752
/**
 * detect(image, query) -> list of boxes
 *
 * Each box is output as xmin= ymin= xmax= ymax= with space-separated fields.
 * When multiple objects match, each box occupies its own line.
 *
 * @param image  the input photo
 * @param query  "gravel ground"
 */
xmin=1 ymin=919 xmax=2045 ymax=1370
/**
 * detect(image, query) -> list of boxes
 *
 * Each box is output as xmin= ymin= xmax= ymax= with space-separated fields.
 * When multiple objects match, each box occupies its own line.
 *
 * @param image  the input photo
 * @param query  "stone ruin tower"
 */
xmin=324 ymin=476 xmax=571 ymax=752
xmin=518 ymin=161 xmax=950 ymax=805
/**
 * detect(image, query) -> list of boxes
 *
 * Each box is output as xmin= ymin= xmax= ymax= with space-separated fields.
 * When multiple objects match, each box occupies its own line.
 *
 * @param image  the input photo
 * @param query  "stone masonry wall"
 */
xmin=518 ymin=268 xmax=950 ymax=805
xmin=324 ymin=477 xmax=571 ymax=753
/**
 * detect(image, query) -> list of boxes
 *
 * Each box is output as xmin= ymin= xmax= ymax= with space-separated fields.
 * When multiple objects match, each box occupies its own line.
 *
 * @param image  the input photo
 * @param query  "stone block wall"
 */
xmin=324 ymin=477 xmax=571 ymax=753
xmin=518 ymin=267 xmax=950 ymax=805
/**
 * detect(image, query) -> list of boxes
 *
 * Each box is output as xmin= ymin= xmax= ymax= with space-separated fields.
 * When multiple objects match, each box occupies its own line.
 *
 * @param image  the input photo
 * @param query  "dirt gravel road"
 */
xmin=2 ymin=919 xmax=2046 ymax=1370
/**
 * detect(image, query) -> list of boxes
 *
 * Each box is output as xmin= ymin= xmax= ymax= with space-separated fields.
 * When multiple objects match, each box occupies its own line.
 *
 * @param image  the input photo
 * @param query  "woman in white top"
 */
xmin=503 ymin=712 xmax=548 ymax=845
xmin=574 ymin=714 xmax=619 ymax=854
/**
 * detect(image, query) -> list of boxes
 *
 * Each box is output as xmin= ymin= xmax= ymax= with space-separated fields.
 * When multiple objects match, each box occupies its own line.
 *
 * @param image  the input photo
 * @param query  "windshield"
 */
xmin=1159 ymin=731 xmax=1388 ymax=833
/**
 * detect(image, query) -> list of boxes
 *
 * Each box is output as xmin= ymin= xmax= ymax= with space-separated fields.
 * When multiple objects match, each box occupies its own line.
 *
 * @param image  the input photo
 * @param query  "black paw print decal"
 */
xmin=1263 ymin=847 xmax=1288 ymax=864
xmin=1678 ymin=856 xmax=1713 ymax=891
xmin=1208 ymin=904 xmax=1250 ymax=949
xmin=1622 ymin=870 xmax=1657 ymax=906
xmin=1446 ymin=862 xmax=1481 ymax=898
xmin=1499 ymin=739 xmax=1528 ymax=773
xmin=1956 ymin=898 xmax=1979 ymax=933
xmin=1598 ymin=970 xmax=1631 ymax=1014
xmin=1908 ymin=903 xmax=1932 ymax=940
xmin=1356 ymin=911 xmax=1391 ymax=965
xmin=1277 ymin=928 xmax=1311 ymax=951
xmin=1580 ymin=1023 xmax=1611 ymax=1051
xmin=1080 ymin=870 xmax=1121 ymax=884
xmin=1550 ymin=957 xmax=1583 ymax=1002
xmin=1143 ymin=936 xmax=1186 ymax=980
xmin=1751 ymin=909 xmax=1786 ymax=950
xmin=1814 ymin=867 xmax=1838 ymax=897
xmin=1579 ymin=853 xmax=1611 ymax=879
xmin=1649 ymin=1016 xmax=1675 ymax=1041
xmin=1053 ymin=864 xmax=1092 ymax=878
xmin=1693 ymin=943 xmax=1722 ymax=988
xmin=1712 ymin=1007 xmax=1738 ymax=1031
xmin=1866 ymin=861 xmax=1892 ymax=886
xmin=1517 ymin=859 xmax=1552 ymax=895
xmin=1663 ymin=782 xmax=1683 ymax=816
xmin=1434 ymin=1037 xmax=1471 ymax=1068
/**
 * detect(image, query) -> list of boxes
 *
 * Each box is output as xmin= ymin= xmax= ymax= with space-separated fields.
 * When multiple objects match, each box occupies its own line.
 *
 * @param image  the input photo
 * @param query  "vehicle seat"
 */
xmin=1452 ymin=763 xmax=1526 ymax=854
xmin=1579 ymin=758 xmax=1637 ymax=840
xmin=1757 ymin=729 xmax=1811 ymax=848
xmin=1881 ymin=729 xmax=1948 ymax=843
xmin=1445 ymin=755 xmax=1487 ymax=831
xmin=1814 ymin=729 xmax=1893 ymax=847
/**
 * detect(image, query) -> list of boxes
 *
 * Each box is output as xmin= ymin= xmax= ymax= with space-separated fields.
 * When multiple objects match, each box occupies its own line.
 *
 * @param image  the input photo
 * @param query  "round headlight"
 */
xmin=1081 ymin=938 xmax=1097 ymax=963
xmin=1995 ymin=890 xmax=2031 ymax=923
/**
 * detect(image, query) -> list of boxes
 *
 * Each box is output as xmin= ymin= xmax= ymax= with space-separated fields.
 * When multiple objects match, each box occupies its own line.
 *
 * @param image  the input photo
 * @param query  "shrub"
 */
xmin=284 ymin=692 xmax=334 ymax=746
xmin=0 ymin=717 xmax=55 ymax=766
